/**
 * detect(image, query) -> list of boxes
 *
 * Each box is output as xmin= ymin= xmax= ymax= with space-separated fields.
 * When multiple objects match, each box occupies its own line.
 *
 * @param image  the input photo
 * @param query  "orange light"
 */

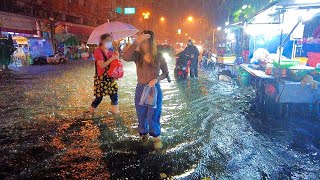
xmin=160 ymin=17 xmax=165 ymax=21
xmin=143 ymin=12 xmax=150 ymax=19
xmin=187 ymin=16 xmax=193 ymax=22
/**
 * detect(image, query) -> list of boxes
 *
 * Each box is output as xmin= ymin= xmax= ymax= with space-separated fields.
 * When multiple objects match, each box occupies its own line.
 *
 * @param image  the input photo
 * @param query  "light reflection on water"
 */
xmin=0 ymin=60 xmax=319 ymax=179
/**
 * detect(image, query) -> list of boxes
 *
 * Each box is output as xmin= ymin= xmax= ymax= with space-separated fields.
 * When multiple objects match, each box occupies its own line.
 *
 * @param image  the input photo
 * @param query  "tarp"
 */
xmin=0 ymin=11 xmax=37 ymax=34
xmin=13 ymin=36 xmax=28 ymax=45
xmin=278 ymin=0 xmax=320 ymax=7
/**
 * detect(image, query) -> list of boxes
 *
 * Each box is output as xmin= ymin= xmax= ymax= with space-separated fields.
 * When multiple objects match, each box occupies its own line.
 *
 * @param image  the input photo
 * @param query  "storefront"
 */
xmin=54 ymin=22 xmax=95 ymax=60
xmin=238 ymin=0 xmax=320 ymax=118
xmin=0 ymin=11 xmax=54 ymax=65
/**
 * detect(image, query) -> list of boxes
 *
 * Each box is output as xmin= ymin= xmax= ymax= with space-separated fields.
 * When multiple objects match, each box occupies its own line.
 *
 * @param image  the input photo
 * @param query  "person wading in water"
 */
xmin=85 ymin=33 xmax=120 ymax=116
xmin=123 ymin=30 xmax=169 ymax=149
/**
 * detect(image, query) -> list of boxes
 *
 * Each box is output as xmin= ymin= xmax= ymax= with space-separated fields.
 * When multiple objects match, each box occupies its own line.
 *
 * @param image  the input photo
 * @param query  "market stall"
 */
xmin=239 ymin=0 xmax=320 ymax=118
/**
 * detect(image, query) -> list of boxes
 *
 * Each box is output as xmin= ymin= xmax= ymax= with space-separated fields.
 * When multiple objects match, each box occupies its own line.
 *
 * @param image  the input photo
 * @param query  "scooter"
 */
xmin=174 ymin=56 xmax=191 ymax=81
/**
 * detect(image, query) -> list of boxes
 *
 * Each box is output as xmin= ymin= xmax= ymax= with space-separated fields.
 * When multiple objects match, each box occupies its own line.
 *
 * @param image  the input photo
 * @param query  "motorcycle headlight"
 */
xmin=163 ymin=52 xmax=170 ymax=61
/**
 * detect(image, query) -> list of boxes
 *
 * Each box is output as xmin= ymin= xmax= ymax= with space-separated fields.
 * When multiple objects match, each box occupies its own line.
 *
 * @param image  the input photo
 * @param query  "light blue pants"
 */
xmin=135 ymin=83 xmax=163 ymax=137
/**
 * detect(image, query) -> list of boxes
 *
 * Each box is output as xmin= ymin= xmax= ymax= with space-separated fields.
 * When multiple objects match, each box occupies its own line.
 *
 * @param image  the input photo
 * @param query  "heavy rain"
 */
xmin=1 ymin=0 xmax=320 ymax=179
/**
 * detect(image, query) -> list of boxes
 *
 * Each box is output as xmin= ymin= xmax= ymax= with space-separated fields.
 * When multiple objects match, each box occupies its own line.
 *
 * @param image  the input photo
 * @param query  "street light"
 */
xmin=142 ymin=12 xmax=150 ymax=19
xmin=160 ymin=17 xmax=165 ymax=22
xmin=187 ymin=16 xmax=193 ymax=22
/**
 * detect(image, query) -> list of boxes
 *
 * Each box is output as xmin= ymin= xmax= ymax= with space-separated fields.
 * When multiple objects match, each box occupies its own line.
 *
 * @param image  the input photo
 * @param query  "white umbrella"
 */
xmin=87 ymin=21 xmax=139 ymax=44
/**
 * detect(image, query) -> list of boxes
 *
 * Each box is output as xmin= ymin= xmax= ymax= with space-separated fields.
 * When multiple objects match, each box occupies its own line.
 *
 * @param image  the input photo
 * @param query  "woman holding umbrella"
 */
xmin=86 ymin=33 xmax=119 ymax=115
xmin=123 ymin=30 xmax=169 ymax=149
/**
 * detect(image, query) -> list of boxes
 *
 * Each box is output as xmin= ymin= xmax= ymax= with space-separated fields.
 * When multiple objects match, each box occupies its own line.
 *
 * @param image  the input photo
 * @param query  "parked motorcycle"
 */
xmin=47 ymin=52 xmax=68 ymax=65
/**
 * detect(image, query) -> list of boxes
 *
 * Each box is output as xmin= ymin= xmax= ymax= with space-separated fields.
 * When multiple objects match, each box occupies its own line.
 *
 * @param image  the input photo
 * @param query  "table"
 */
xmin=240 ymin=64 xmax=274 ymax=79
xmin=239 ymin=64 xmax=320 ymax=118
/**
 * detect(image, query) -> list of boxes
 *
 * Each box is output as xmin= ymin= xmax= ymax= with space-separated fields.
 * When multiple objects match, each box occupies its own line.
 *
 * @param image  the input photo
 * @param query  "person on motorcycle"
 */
xmin=184 ymin=39 xmax=199 ymax=78
xmin=201 ymin=49 xmax=208 ymax=69
xmin=176 ymin=49 xmax=189 ymax=79
xmin=207 ymin=49 xmax=216 ymax=70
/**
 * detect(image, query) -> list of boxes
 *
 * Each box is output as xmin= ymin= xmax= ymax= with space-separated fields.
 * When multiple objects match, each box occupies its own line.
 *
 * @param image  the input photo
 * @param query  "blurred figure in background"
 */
xmin=184 ymin=39 xmax=199 ymax=78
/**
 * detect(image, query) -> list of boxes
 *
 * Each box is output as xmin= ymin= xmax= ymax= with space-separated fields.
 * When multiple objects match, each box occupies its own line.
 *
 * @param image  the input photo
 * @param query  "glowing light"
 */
xmin=295 ymin=0 xmax=320 ymax=4
xmin=302 ymin=9 xmax=320 ymax=21
xmin=227 ymin=32 xmax=235 ymax=40
xmin=195 ymin=45 xmax=203 ymax=52
xmin=225 ymin=21 xmax=229 ymax=26
xmin=217 ymin=27 xmax=222 ymax=31
xmin=142 ymin=12 xmax=150 ymax=19
xmin=187 ymin=16 xmax=193 ymax=22
xmin=177 ymin=29 xmax=181 ymax=34
xmin=163 ymin=53 xmax=171 ymax=61
xmin=160 ymin=17 xmax=165 ymax=22
xmin=242 ymin=5 xmax=248 ymax=9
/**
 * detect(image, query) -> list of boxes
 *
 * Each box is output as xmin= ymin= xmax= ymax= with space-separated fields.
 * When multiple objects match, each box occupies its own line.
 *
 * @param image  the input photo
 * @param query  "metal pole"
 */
xmin=278 ymin=10 xmax=285 ymax=79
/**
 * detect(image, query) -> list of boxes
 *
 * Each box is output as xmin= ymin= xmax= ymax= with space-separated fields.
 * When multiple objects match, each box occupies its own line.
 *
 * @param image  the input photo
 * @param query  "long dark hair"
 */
xmin=138 ymin=30 xmax=158 ymax=66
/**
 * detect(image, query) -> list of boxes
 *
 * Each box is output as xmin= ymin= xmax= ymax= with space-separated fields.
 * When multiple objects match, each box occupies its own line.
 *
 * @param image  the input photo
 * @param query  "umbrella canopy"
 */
xmin=87 ymin=21 xmax=139 ymax=44
xmin=63 ymin=36 xmax=80 ymax=46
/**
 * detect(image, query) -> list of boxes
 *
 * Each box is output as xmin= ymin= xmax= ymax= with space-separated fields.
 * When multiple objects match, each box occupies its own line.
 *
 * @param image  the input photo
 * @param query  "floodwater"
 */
xmin=0 ymin=59 xmax=320 ymax=179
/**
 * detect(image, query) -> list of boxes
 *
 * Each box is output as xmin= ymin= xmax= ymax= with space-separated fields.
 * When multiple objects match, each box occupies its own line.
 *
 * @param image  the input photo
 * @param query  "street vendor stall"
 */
xmin=239 ymin=0 xmax=320 ymax=118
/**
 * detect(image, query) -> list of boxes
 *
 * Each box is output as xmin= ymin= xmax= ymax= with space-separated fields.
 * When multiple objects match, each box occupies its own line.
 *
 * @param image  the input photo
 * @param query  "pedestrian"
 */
xmin=123 ymin=30 xmax=169 ymax=149
xmin=184 ymin=39 xmax=199 ymax=78
xmin=201 ymin=49 xmax=208 ymax=69
xmin=85 ymin=33 xmax=120 ymax=116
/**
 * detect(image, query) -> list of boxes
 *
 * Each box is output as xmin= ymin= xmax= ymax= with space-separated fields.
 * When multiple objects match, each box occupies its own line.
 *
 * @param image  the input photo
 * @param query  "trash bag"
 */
xmin=139 ymin=85 xmax=158 ymax=108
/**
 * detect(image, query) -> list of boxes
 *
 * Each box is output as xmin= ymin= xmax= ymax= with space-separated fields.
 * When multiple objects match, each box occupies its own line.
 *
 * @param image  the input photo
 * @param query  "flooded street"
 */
xmin=1 ymin=60 xmax=320 ymax=179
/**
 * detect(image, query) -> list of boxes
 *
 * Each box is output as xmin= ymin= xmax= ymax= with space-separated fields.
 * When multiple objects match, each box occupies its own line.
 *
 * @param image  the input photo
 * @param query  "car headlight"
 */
xmin=163 ymin=52 xmax=170 ymax=61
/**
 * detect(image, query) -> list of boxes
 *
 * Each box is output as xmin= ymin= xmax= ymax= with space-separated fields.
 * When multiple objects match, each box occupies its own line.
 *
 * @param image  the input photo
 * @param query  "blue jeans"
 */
xmin=135 ymin=83 xmax=163 ymax=137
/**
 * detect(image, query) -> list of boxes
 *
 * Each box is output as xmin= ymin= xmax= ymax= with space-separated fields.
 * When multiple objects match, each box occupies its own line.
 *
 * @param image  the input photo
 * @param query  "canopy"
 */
xmin=245 ymin=0 xmax=320 ymax=36
xmin=87 ymin=21 xmax=139 ymax=44
xmin=13 ymin=36 xmax=28 ymax=45
xmin=63 ymin=36 xmax=80 ymax=46
xmin=278 ymin=0 xmax=320 ymax=7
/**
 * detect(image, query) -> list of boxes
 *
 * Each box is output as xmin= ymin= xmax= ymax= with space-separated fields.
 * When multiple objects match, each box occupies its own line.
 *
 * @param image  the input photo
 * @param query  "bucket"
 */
xmin=238 ymin=68 xmax=251 ymax=87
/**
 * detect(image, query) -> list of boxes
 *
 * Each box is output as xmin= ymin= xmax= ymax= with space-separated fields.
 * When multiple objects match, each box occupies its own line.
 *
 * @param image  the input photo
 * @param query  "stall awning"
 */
xmin=64 ymin=23 xmax=95 ymax=37
xmin=0 ymin=11 xmax=37 ymax=34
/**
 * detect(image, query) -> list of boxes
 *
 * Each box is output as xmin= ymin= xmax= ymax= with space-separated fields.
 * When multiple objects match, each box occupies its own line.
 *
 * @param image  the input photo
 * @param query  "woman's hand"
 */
xmin=109 ymin=52 xmax=119 ymax=61
xmin=136 ymin=34 xmax=151 ymax=44
xmin=148 ymin=78 xmax=158 ymax=87
xmin=104 ymin=53 xmax=119 ymax=66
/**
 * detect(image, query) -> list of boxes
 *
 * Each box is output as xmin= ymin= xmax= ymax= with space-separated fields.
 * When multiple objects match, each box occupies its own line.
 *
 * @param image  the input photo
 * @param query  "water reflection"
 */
xmin=0 ymin=61 xmax=320 ymax=179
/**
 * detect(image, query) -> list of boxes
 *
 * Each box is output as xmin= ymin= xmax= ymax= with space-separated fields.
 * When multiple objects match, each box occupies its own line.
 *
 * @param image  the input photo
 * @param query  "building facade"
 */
xmin=0 ymin=0 xmax=116 ymax=27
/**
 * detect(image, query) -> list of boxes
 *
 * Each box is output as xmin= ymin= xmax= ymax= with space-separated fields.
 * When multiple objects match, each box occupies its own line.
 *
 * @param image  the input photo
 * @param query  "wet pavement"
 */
xmin=1 ymin=59 xmax=320 ymax=179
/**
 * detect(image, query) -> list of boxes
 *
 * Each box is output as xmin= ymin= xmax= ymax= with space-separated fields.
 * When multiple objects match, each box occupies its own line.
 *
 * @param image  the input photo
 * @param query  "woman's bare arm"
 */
xmin=123 ymin=43 xmax=138 ymax=62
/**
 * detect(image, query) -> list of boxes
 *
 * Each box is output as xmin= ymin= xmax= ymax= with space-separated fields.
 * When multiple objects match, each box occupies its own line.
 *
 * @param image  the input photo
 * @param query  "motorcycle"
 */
xmin=174 ymin=56 xmax=191 ymax=81
xmin=47 ymin=52 xmax=68 ymax=65
xmin=207 ymin=53 xmax=217 ymax=71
